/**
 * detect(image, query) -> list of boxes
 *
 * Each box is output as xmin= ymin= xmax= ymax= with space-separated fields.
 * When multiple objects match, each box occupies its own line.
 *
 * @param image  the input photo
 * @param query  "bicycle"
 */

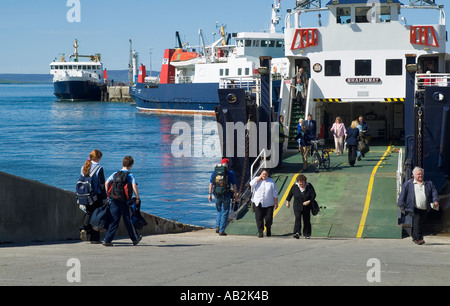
xmin=310 ymin=139 xmax=330 ymax=173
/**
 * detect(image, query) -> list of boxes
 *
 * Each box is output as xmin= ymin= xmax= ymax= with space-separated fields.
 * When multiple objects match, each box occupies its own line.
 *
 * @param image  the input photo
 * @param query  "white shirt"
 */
xmin=250 ymin=177 xmax=279 ymax=207
xmin=414 ymin=180 xmax=427 ymax=210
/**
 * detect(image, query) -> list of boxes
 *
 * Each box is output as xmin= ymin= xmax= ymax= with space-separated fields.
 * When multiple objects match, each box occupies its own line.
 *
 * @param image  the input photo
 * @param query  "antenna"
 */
xmin=295 ymin=0 xmax=321 ymax=9
xmin=409 ymin=0 xmax=437 ymax=6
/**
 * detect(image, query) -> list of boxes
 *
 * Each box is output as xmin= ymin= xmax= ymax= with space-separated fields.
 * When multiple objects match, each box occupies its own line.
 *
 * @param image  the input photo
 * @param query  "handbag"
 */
xmin=311 ymin=199 xmax=320 ymax=216
xmin=90 ymin=202 xmax=111 ymax=232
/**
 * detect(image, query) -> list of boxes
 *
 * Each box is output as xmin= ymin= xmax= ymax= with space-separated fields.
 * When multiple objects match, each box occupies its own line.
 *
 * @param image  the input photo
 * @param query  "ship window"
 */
xmin=386 ymin=59 xmax=403 ymax=75
xmin=88 ymin=65 xmax=92 ymax=69
xmin=325 ymin=60 xmax=341 ymax=76
xmin=276 ymin=40 xmax=283 ymax=48
xmin=268 ymin=40 xmax=275 ymax=48
xmin=64 ymin=65 xmax=68 ymax=69
xmin=225 ymin=69 xmax=229 ymax=76
xmin=245 ymin=68 xmax=250 ymax=75
xmin=69 ymin=65 xmax=73 ymax=69
xmin=253 ymin=40 xmax=259 ymax=47
xmin=245 ymin=40 xmax=252 ymax=47
xmin=337 ymin=7 xmax=351 ymax=24
xmin=83 ymin=65 xmax=87 ymax=69
xmin=356 ymin=7 xmax=371 ymax=23
xmin=355 ymin=60 xmax=372 ymax=76
xmin=261 ymin=40 xmax=268 ymax=47
xmin=238 ymin=68 xmax=242 ymax=76
xmin=377 ymin=6 xmax=391 ymax=23
xmin=220 ymin=69 xmax=224 ymax=76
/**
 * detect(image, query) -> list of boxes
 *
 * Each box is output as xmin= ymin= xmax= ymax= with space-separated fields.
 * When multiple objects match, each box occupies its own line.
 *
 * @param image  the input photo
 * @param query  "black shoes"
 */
xmin=133 ymin=235 xmax=142 ymax=246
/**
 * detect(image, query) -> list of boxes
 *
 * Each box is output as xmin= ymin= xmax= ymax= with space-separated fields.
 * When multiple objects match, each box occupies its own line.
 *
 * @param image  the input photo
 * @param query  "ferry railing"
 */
xmin=397 ymin=148 xmax=403 ymax=197
xmin=250 ymin=149 xmax=268 ymax=191
xmin=219 ymin=76 xmax=261 ymax=105
xmin=415 ymin=73 xmax=450 ymax=92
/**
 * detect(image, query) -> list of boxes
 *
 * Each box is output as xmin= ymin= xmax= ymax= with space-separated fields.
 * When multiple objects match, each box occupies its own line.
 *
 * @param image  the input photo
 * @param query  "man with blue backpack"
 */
xmin=208 ymin=158 xmax=238 ymax=236
xmin=102 ymin=156 xmax=142 ymax=246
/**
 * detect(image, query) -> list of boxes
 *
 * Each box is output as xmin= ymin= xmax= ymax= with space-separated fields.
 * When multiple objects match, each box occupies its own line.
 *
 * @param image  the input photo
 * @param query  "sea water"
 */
xmin=0 ymin=84 xmax=220 ymax=228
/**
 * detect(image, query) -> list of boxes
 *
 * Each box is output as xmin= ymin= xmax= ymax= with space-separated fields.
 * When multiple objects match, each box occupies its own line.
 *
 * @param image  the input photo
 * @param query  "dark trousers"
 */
xmin=254 ymin=205 xmax=274 ymax=235
xmin=412 ymin=208 xmax=428 ymax=241
xmin=277 ymin=142 xmax=284 ymax=167
xmin=104 ymin=199 xmax=138 ymax=243
xmin=348 ymin=145 xmax=357 ymax=166
xmin=294 ymin=207 xmax=311 ymax=237
xmin=82 ymin=198 xmax=103 ymax=242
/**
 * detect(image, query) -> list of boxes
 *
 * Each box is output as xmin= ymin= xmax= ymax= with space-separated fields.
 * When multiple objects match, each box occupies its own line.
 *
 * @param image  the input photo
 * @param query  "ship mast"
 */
xmin=270 ymin=0 xmax=282 ymax=33
xmin=69 ymin=39 xmax=101 ymax=62
xmin=73 ymin=39 xmax=79 ymax=62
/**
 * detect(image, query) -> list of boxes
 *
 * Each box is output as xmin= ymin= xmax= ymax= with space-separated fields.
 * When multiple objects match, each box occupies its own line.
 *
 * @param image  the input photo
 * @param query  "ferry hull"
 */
xmin=133 ymin=81 xmax=281 ymax=116
xmin=53 ymin=80 xmax=105 ymax=101
xmin=134 ymin=83 xmax=221 ymax=116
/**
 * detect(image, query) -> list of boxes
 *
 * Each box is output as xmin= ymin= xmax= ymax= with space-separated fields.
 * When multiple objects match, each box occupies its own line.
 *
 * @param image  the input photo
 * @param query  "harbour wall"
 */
xmin=105 ymin=86 xmax=133 ymax=102
xmin=0 ymin=171 xmax=204 ymax=244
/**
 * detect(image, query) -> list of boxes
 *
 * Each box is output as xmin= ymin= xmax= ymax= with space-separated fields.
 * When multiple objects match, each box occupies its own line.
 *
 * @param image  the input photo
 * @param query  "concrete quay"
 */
xmin=1 ymin=229 xmax=450 ymax=287
xmin=105 ymin=85 xmax=133 ymax=102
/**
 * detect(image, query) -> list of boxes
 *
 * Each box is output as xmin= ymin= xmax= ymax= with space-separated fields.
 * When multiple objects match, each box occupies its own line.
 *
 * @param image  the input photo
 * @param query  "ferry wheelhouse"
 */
xmin=277 ymin=0 xmax=447 ymax=147
xmin=50 ymin=40 xmax=106 ymax=101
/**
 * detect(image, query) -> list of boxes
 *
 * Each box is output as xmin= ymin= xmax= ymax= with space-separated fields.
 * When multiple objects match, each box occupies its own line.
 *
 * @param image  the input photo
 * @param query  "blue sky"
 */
xmin=0 ymin=0 xmax=448 ymax=74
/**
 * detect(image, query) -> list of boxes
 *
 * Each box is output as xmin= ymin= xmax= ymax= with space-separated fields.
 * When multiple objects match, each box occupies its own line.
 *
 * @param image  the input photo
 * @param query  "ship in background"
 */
xmin=50 ymin=39 xmax=107 ymax=101
xmin=132 ymin=0 xmax=286 ymax=115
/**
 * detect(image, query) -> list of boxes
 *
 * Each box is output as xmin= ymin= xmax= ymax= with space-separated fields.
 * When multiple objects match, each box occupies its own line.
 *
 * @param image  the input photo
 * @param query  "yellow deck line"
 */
xmin=356 ymin=143 xmax=392 ymax=238
xmin=273 ymin=173 xmax=299 ymax=218
xmin=263 ymin=172 xmax=299 ymax=233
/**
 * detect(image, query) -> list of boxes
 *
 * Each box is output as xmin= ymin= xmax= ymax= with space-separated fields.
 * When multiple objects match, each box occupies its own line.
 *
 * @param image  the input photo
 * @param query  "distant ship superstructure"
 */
xmin=50 ymin=39 xmax=106 ymax=101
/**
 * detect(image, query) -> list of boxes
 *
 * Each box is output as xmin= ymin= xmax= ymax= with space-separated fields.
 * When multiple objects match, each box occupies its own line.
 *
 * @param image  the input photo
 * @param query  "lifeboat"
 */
xmin=170 ymin=48 xmax=200 ymax=68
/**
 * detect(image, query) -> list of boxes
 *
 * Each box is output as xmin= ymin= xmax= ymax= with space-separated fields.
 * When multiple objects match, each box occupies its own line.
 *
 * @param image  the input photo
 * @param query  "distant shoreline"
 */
xmin=0 ymin=80 xmax=52 ymax=85
xmin=0 ymin=70 xmax=156 ymax=85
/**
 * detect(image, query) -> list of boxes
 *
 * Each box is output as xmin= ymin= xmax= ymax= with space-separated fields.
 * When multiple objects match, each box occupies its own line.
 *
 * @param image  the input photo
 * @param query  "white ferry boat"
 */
xmin=133 ymin=0 xmax=285 ymax=115
xmin=276 ymin=0 xmax=447 ymax=146
xmin=50 ymin=40 xmax=106 ymax=101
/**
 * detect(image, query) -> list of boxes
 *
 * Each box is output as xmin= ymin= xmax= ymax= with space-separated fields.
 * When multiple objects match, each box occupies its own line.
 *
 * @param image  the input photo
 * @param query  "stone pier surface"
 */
xmin=1 ymin=230 xmax=450 ymax=286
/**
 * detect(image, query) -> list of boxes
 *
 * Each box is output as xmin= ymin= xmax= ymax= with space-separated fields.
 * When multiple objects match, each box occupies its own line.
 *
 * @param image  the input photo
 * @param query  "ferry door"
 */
xmin=295 ymin=59 xmax=311 ymax=78
xmin=418 ymin=56 xmax=439 ymax=73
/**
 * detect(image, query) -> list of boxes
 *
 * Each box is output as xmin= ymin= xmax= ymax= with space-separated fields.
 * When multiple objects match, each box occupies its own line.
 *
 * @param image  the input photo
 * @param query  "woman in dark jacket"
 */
xmin=79 ymin=149 xmax=106 ymax=243
xmin=286 ymin=174 xmax=316 ymax=239
xmin=345 ymin=120 xmax=360 ymax=167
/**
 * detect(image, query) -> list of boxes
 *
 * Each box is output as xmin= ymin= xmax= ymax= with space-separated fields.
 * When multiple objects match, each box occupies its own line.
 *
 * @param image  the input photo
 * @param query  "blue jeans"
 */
xmin=215 ymin=195 xmax=231 ymax=233
xmin=104 ymin=199 xmax=138 ymax=243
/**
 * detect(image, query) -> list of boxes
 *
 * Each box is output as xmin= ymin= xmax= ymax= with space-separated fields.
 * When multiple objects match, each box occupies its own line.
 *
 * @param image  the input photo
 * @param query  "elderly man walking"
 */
xmin=397 ymin=167 xmax=439 ymax=245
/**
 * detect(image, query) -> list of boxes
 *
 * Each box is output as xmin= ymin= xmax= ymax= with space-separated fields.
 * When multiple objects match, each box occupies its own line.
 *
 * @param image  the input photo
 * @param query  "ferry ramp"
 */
xmin=226 ymin=142 xmax=403 ymax=239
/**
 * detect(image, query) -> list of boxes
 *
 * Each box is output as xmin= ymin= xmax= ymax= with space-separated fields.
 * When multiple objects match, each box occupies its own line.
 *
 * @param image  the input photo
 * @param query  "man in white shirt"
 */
xmin=250 ymin=169 xmax=279 ymax=238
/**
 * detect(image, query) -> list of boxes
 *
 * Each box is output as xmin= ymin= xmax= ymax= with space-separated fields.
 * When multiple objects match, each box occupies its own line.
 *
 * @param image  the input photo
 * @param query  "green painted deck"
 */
xmin=227 ymin=142 xmax=404 ymax=239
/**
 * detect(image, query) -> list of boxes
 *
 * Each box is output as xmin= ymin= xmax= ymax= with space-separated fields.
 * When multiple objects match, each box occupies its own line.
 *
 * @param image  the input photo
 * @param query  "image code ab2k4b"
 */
xmin=180 ymin=290 xmax=269 ymax=303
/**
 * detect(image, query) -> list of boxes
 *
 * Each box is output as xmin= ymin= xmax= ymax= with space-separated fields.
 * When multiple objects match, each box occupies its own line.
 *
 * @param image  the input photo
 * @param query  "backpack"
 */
xmin=107 ymin=171 xmax=133 ymax=202
xmin=90 ymin=203 xmax=111 ymax=232
xmin=212 ymin=164 xmax=230 ymax=197
xmin=76 ymin=164 xmax=101 ymax=206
